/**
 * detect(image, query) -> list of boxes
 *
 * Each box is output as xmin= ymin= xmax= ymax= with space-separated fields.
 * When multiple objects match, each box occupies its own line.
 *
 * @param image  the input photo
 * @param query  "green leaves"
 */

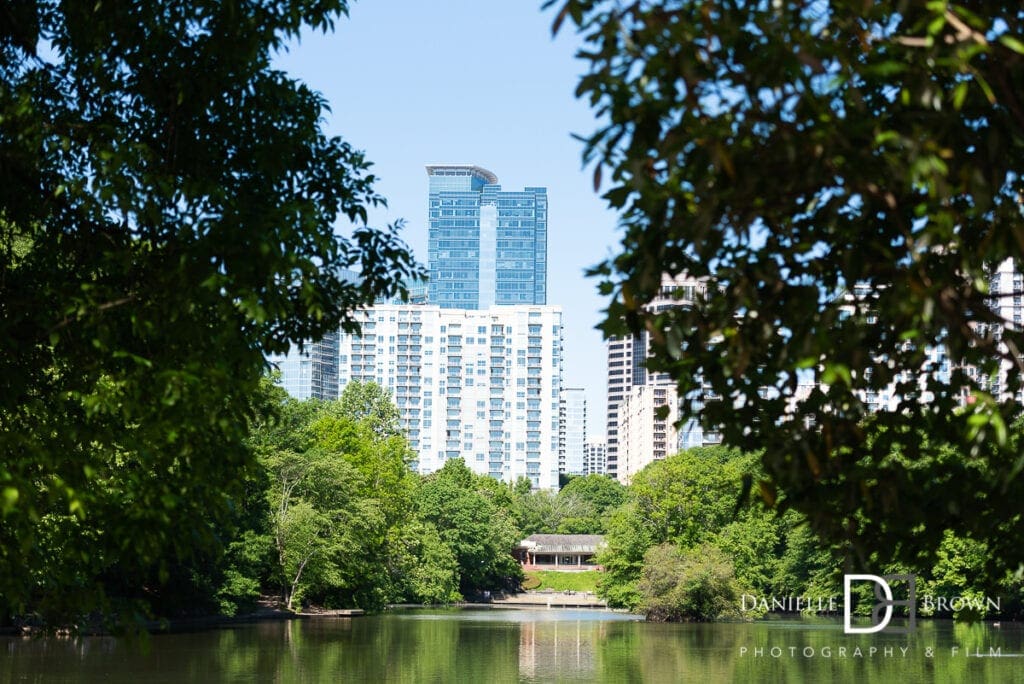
xmin=249 ymin=388 xmax=467 ymax=611
xmin=0 ymin=0 xmax=423 ymax=625
xmin=1 ymin=486 xmax=19 ymax=514
xmin=999 ymin=34 xmax=1024 ymax=55
xmin=416 ymin=459 xmax=523 ymax=596
xmin=557 ymin=0 xmax=1024 ymax=579
xmin=965 ymin=392 xmax=1009 ymax=447
xmin=638 ymin=543 xmax=745 ymax=622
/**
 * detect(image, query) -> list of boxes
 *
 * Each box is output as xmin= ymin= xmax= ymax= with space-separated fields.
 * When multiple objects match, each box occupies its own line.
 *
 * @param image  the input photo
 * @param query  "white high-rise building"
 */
xmin=583 ymin=441 xmax=607 ymax=476
xmin=561 ymin=388 xmax=587 ymax=475
xmin=796 ymin=258 xmax=1024 ymax=416
xmin=980 ymin=258 xmax=1024 ymax=402
xmin=338 ymin=303 xmax=563 ymax=490
xmin=605 ymin=275 xmax=708 ymax=481
xmin=619 ymin=385 xmax=680 ymax=484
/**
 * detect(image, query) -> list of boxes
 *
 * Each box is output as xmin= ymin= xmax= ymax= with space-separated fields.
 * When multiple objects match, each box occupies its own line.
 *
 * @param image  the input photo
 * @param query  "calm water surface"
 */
xmin=3 ymin=608 xmax=1022 ymax=682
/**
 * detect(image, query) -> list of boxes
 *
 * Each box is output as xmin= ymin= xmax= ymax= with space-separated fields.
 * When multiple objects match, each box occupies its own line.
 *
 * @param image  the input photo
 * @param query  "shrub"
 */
xmin=638 ymin=543 xmax=746 ymax=622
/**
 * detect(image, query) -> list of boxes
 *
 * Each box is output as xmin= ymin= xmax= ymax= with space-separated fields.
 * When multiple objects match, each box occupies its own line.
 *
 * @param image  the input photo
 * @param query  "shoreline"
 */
xmin=5 ymin=603 xmax=1013 ymax=637
xmin=0 ymin=605 xmax=366 ymax=638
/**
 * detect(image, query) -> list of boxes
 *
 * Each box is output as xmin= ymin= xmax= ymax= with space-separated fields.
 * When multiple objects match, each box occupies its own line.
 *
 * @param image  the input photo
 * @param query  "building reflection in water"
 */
xmin=519 ymin=618 xmax=605 ymax=679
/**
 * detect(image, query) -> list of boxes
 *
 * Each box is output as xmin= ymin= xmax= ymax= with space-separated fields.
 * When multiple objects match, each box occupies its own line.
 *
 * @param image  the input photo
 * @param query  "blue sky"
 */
xmin=275 ymin=0 xmax=619 ymax=439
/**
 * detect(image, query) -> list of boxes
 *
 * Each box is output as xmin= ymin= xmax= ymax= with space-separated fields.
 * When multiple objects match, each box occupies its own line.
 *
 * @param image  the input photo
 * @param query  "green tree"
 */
xmin=596 ymin=447 xmax=753 ymax=607
xmin=559 ymin=474 xmax=626 ymax=513
xmin=264 ymin=445 xmax=358 ymax=610
xmin=550 ymin=0 xmax=1024 ymax=574
xmin=0 ymin=2 xmax=422 ymax=623
xmin=306 ymin=397 xmax=415 ymax=531
xmin=252 ymin=388 xmax=426 ymax=611
xmin=597 ymin=500 xmax=653 ymax=608
xmin=216 ymin=528 xmax=272 ymax=617
xmin=415 ymin=459 xmax=523 ymax=595
xmin=770 ymin=519 xmax=836 ymax=600
xmin=629 ymin=447 xmax=750 ymax=548
xmin=638 ymin=543 xmax=745 ymax=622
xmin=389 ymin=520 xmax=461 ymax=605
xmin=714 ymin=514 xmax=785 ymax=597
xmin=556 ymin=474 xmax=627 ymax=533
xmin=512 ymin=486 xmax=598 ymax=535
xmin=336 ymin=380 xmax=404 ymax=439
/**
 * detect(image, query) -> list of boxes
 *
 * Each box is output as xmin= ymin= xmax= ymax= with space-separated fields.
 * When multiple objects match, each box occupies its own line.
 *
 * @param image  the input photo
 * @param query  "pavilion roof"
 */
xmin=517 ymin=534 xmax=605 ymax=553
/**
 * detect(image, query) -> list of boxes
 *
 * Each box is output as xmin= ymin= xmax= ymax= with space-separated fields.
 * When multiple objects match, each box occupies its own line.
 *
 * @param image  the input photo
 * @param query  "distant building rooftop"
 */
xmin=425 ymin=164 xmax=499 ymax=185
xmin=517 ymin=534 xmax=605 ymax=554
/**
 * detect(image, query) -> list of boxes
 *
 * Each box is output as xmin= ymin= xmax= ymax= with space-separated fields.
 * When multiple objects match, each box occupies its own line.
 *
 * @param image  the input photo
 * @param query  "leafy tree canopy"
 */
xmin=596 ymin=446 xmax=756 ymax=607
xmin=336 ymin=379 xmax=404 ymax=439
xmin=416 ymin=459 xmax=523 ymax=595
xmin=559 ymin=473 xmax=626 ymax=513
xmin=551 ymin=1 xmax=1024 ymax=573
xmin=638 ymin=543 xmax=745 ymax=622
xmin=0 ymin=1 xmax=422 ymax=621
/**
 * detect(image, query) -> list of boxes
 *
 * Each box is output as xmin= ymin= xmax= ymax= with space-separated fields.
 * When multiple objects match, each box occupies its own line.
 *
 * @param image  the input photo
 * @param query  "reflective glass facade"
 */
xmin=266 ymin=270 xmax=355 ymax=401
xmin=561 ymin=388 xmax=587 ymax=475
xmin=427 ymin=165 xmax=547 ymax=309
xmin=267 ymin=330 xmax=340 ymax=401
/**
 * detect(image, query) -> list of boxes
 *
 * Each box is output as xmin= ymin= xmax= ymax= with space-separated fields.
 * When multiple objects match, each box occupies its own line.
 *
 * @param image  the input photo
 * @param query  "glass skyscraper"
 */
xmin=426 ymin=164 xmax=547 ymax=309
xmin=267 ymin=330 xmax=340 ymax=401
xmin=266 ymin=269 xmax=357 ymax=401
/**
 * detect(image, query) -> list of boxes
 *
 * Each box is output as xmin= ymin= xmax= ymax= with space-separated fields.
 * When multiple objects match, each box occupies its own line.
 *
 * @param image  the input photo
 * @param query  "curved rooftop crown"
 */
xmin=425 ymin=164 xmax=499 ymax=185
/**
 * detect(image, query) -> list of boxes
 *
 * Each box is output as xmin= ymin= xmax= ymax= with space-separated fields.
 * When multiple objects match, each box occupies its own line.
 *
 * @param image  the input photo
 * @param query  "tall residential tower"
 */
xmin=605 ymin=275 xmax=711 ymax=480
xmin=426 ymin=164 xmax=547 ymax=309
xmin=560 ymin=387 xmax=587 ymax=475
xmin=337 ymin=303 xmax=563 ymax=490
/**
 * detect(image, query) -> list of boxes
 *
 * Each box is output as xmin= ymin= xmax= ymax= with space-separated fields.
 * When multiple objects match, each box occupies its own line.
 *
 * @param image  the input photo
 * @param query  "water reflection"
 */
xmin=1 ymin=610 xmax=1022 ymax=683
xmin=519 ymin=618 xmax=603 ymax=680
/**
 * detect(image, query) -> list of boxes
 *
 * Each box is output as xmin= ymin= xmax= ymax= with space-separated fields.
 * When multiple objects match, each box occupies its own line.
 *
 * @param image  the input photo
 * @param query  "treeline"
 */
xmin=217 ymin=378 xmax=628 ymax=614
xmin=11 ymin=377 xmax=1018 ymax=628
xmin=597 ymin=446 xmax=1024 ymax=623
xmin=2 ymin=377 xmax=628 ymax=628
xmin=208 ymin=385 xmax=1024 ymax=623
xmin=224 ymin=379 xmax=627 ymax=614
xmin=214 ymin=378 xmax=525 ymax=614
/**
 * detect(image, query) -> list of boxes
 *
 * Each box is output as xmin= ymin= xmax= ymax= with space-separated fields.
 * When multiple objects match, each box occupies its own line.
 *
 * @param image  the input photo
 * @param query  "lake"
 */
xmin=3 ymin=608 xmax=1022 ymax=682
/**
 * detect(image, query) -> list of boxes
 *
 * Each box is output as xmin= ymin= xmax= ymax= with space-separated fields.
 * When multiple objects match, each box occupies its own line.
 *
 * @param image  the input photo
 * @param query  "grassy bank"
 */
xmin=522 ymin=571 xmax=600 ymax=593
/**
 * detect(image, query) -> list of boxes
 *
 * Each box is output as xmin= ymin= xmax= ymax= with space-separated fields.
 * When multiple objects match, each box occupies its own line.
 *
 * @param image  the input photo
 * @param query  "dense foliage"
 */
xmin=129 ymin=381 xmax=532 ymax=621
xmin=549 ymin=1 xmax=1024 ymax=575
xmin=237 ymin=381 xmax=461 ymax=612
xmin=211 ymin=426 xmax=1024 ymax=623
xmin=638 ymin=543 xmax=744 ymax=622
xmin=512 ymin=473 xmax=626 ymax=535
xmin=593 ymin=446 xmax=1024 ymax=622
xmin=8 ymin=370 xmax=1020 ymax=627
xmin=415 ymin=460 xmax=523 ymax=597
xmin=0 ymin=2 xmax=422 ymax=624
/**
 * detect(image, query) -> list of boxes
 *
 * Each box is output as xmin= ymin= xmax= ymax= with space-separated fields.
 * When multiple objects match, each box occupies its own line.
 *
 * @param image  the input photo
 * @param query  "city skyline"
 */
xmin=274 ymin=1 xmax=613 ymax=439
xmin=270 ymin=159 xmax=568 ymax=488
